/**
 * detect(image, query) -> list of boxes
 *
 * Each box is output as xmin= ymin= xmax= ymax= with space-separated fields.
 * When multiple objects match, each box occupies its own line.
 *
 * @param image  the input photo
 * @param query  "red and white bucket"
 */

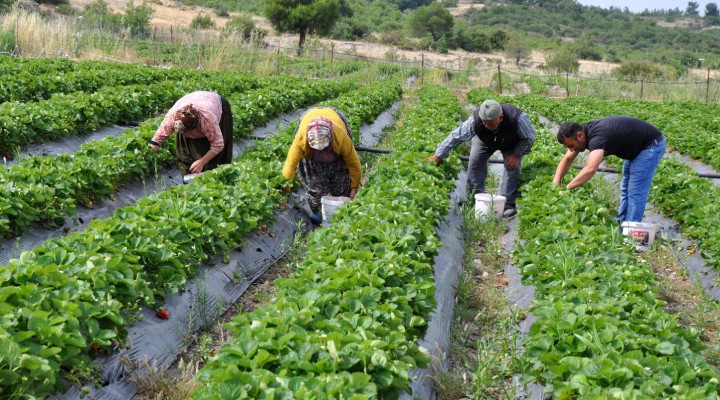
xmin=621 ymin=221 xmax=659 ymax=251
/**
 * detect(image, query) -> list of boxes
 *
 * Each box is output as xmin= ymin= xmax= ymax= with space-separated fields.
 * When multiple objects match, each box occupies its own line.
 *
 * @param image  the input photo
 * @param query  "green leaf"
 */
xmin=656 ymin=341 xmax=675 ymax=355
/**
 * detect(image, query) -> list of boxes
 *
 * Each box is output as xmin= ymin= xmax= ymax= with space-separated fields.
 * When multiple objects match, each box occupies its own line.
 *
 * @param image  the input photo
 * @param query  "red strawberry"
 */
xmin=91 ymin=343 xmax=105 ymax=354
xmin=156 ymin=308 xmax=170 ymax=319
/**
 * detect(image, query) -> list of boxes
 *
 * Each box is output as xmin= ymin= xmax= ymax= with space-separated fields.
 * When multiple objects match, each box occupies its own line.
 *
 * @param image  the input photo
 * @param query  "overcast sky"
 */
xmin=576 ymin=0 xmax=713 ymax=13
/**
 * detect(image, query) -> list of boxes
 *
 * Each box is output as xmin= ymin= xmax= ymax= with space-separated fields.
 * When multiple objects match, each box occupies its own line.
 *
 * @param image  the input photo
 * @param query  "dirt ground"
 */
xmin=68 ymin=0 xmax=233 ymax=28
xmin=447 ymin=2 xmax=486 ymax=17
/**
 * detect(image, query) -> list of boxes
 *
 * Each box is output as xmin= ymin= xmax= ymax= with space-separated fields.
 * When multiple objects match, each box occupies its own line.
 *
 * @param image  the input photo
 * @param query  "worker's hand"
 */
xmin=425 ymin=155 xmax=442 ymax=166
xmin=189 ymin=159 xmax=206 ymax=174
xmin=504 ymin=153 xmax=520 ymax=171
xmin=149 ymin=143 xmax=160 ymax=151
xmin=552 ymin=179 xmax=562 ymax=187
xmin=349 ymin=188 xmax=357 ymax=199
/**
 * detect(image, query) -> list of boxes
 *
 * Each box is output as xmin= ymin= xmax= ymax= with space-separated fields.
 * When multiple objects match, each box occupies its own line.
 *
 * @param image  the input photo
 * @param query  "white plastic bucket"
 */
xmin=321 ymin=196 xmax=351 ymax=224
xmin=182 ymin=172 xmax=203 ymax=184
xmin=621 ymin=221 xmax=659 ymax=251
xmin=474 ymin=193 xmax=506 ymax=219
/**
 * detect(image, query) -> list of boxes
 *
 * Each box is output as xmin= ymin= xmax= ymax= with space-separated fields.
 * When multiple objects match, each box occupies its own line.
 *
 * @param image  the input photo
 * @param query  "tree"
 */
xmin=0 ymin=0 xmax=12 ymax=12
xmin=505 ymin=38 xmax=531 ymax=65
xmin=224 ymin=14 xmax=265 ymax=39
xmin=338 ymin=0 xmax=352 ymax=17
xmin=453 ymin=22 xmax=489 ymax=52
xmin=705 ymin=2 xmax=720 ymax=25
xmin=264 ymin=0 xmax=341 ymax=56
xmin=545 ymin=46 xmax=579 ymax=73
xmin=408 ymin=2 xmax=453 ymax=42
xmin=572 ymin=39 xmax=603 ymax=61
xmin=330 ymin=18 xmax=372 ymax=40
xmin=123 ymin=0 xmax=153 ymax=38
xmin=685 ymin=1 xmax=699 ymax=16
xmin=392 ymin=0 xmax=432 ymax=12
xmin=38 ymin=0 xmax=69 ymax=5
xmin=84 ymin=0 xmax=111 ymax=22
xmin=191 ymin=14 xmax=216 ymax=29
xmin=83 ymin=0 xmax=123 ymax=32
xmin=488 ymin=29 xmax=508 ymax=50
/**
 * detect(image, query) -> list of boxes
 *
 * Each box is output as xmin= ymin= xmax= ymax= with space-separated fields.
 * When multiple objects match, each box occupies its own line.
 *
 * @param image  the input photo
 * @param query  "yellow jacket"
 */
xmin=282 ymin=108 xmax=361 ymax=189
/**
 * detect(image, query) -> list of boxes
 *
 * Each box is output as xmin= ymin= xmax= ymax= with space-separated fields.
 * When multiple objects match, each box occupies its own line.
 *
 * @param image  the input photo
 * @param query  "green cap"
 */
xmin=478 ymin=100 xmax=502 ymax=120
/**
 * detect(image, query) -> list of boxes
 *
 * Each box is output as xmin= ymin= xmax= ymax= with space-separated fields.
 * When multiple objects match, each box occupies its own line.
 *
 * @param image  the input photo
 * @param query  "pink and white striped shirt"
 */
xmin=152 ymin=91 xmax=224 ymax=154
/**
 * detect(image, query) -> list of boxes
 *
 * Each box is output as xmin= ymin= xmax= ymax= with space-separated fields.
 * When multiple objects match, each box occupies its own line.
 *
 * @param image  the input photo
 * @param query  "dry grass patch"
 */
xmin=126 ymin=356 xmax=202 ymax=400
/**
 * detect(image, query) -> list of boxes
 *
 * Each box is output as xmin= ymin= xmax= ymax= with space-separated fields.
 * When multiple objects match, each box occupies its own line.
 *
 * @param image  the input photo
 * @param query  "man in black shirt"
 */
xmin=553 ymin=116 xmax=666 ymax=223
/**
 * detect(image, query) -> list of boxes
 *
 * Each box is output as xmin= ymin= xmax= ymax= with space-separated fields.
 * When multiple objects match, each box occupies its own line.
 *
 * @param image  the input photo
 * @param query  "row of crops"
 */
xmin=469 ymin=89 xmax=720 ymax=272
xmin=0 ymin=60 xmax=187 ymax=104
xmin=0 ymin=57 xmax=411 ymax=396
xmin=465 ymin=88 xmax=720 ymax=397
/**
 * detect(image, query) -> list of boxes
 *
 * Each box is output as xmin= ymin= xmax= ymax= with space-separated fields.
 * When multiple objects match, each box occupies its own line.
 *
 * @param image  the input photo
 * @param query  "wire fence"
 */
xmin=129 ymin=37 xmax=720 ymax=103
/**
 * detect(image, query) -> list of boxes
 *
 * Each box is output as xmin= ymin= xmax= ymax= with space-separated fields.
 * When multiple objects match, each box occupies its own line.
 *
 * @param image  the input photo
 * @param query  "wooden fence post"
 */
xmin=421 ymin=53 xmax=424 ymax=85
xmin=330 ymin=42 xmax=334 ymax=78
xmin=640 ymin=79 xmax=644 ymax=99
xmin=276 ymin=45 xmax=280 ymax=75
xmin=565 ymin=73 xmax=569 ymax=97
xmin=496 ymin=64 xmax=502 ymax=94
xmin=707 ymin=67 xmax=711 ymax=103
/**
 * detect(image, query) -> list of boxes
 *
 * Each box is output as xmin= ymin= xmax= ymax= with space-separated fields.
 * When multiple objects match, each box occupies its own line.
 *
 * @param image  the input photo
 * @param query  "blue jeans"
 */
xmin=468 ymin=136 xmax=523 ymax=209
xmin=616 ymin=137 xmax=666 ymax=223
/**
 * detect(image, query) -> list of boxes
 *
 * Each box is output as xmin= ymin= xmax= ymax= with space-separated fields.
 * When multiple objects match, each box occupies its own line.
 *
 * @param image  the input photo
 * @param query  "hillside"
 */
xmin=59 ymin=0 xmax=720 ymax=79
xmin=168 ymin=0 xmax=720 ymax=68
xmin=62 ymin=0 xmax=623 ymax=76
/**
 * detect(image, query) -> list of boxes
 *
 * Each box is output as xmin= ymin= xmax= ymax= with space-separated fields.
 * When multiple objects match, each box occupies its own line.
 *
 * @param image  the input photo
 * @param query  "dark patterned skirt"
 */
xmin=297 ymin=158 xmax=351 ymax=214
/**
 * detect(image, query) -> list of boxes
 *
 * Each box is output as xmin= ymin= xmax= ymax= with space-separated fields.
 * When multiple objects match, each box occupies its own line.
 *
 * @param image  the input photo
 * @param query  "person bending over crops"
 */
xmin=553 ymin=116 xmax=666 ymax=223
xmin=282 ymin=107 xmax=361 ymax=225
xmin=426 ymin=100 xmax=537 ymax=218
xmin=149 ymin=91 xmax=233 ymax=176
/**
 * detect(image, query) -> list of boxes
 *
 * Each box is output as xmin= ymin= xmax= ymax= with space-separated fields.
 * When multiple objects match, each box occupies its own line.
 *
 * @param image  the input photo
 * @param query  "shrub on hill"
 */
xmin=190 ymin=14 xmax=215 ymax=29
xmin=223 ymin=14 xmax=266 ymax=38
xmin=613 ymin=60 xmax=667 ymax=81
